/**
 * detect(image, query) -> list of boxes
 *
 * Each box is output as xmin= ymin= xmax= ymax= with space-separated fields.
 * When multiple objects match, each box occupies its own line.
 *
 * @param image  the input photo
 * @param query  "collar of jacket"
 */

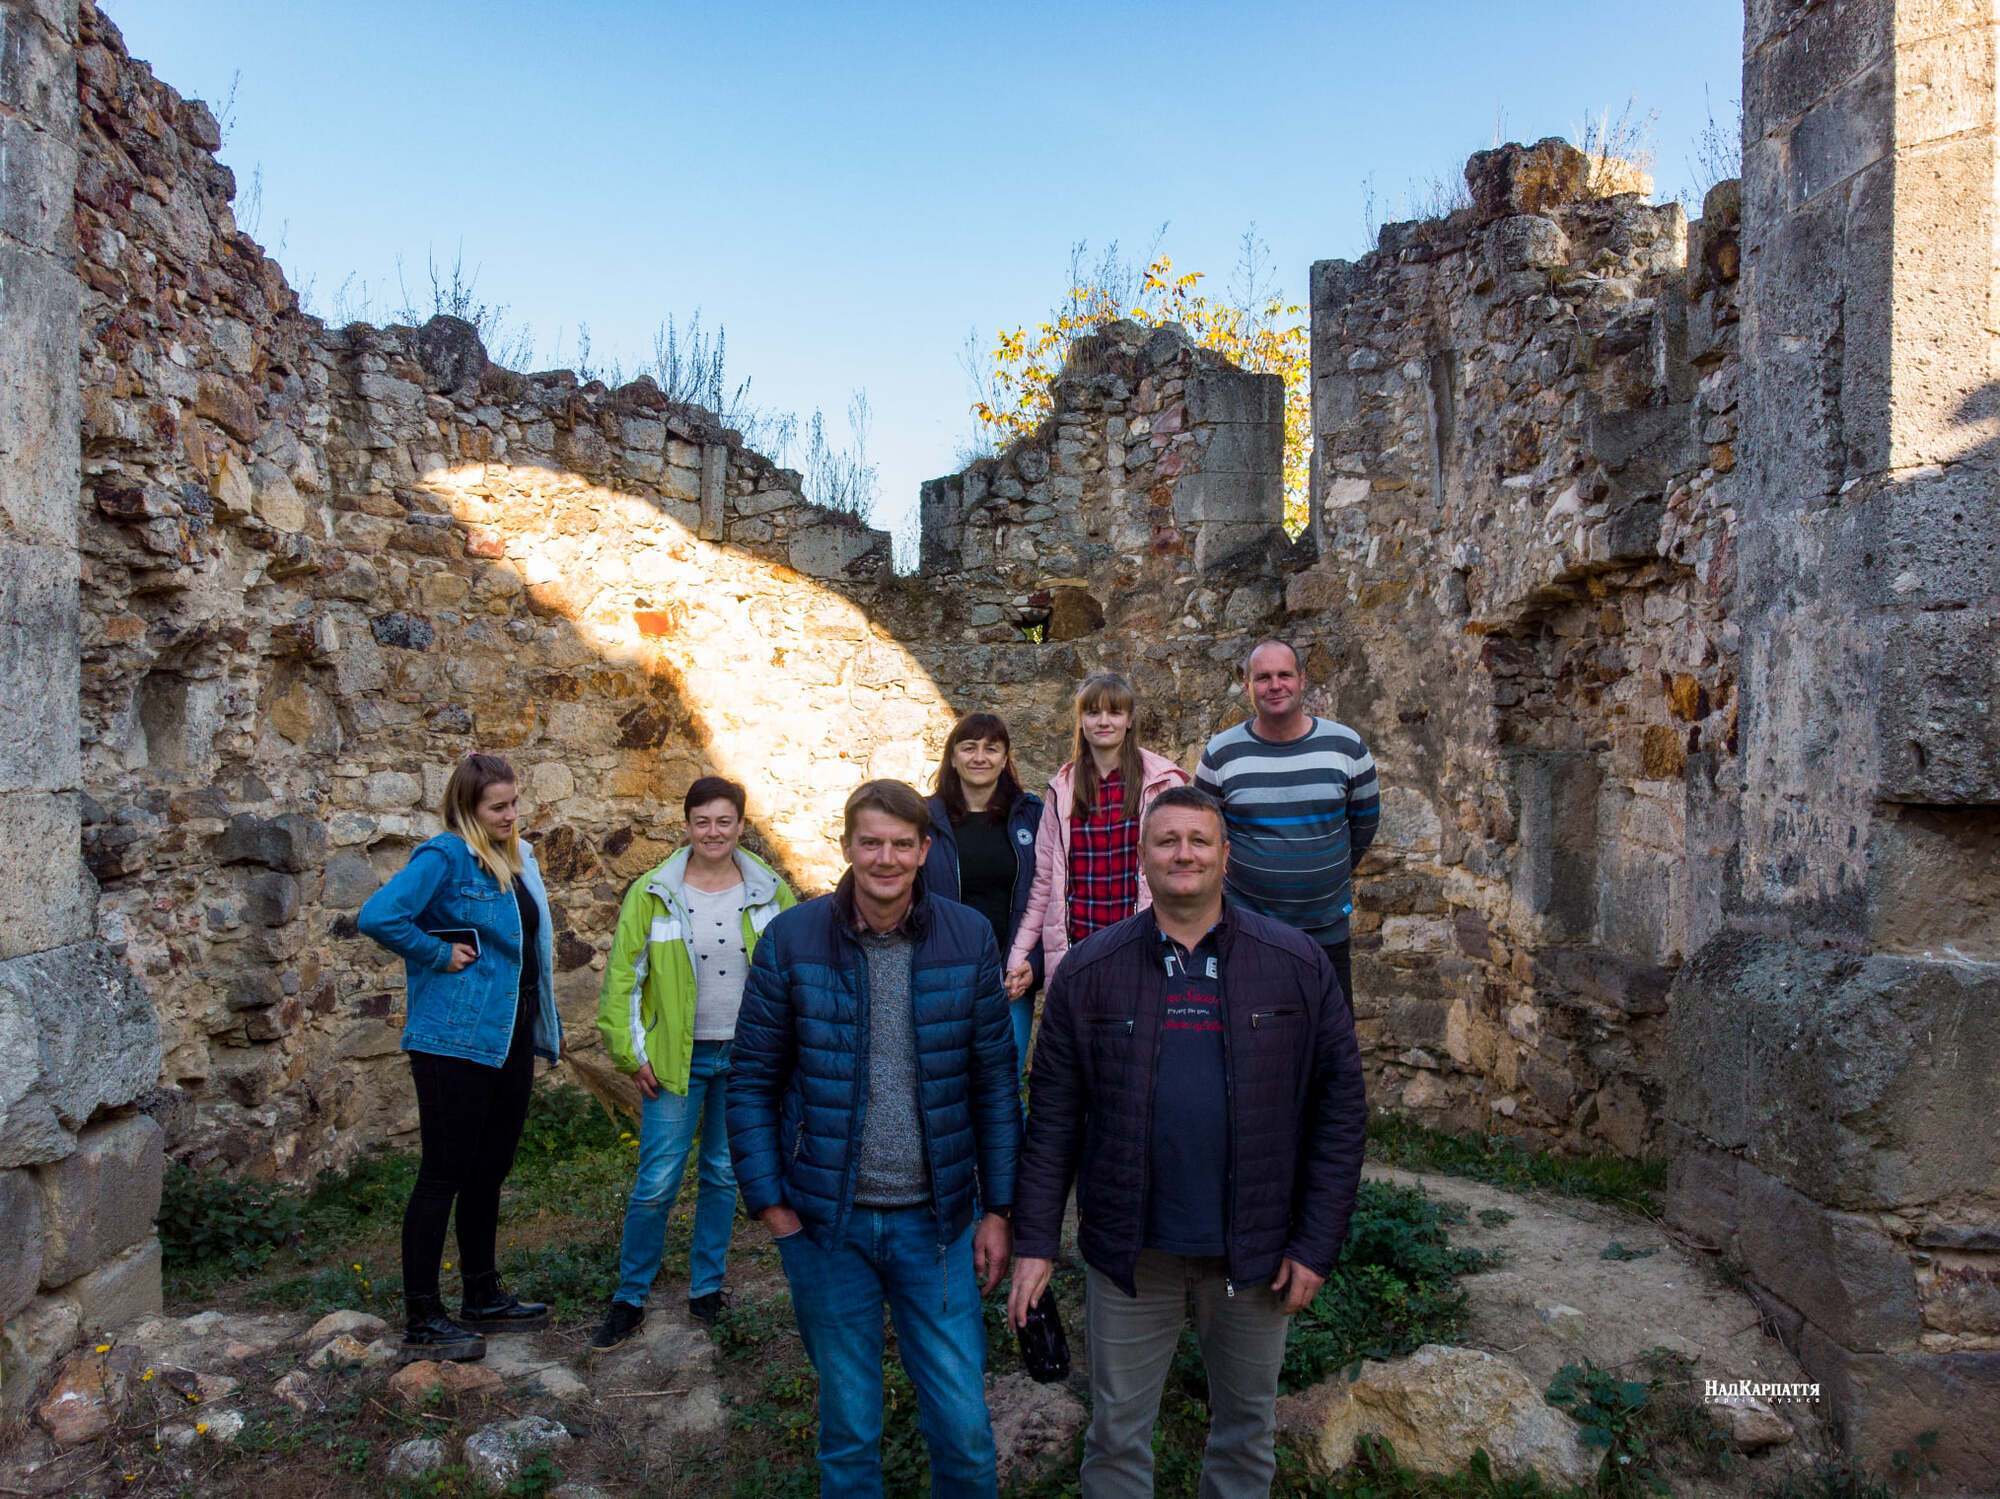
xmin=1046 ymin=746 xmax=1188 ymax=805
xmin=644 ymin=844 xmax=781 ymax=909
xmin=832 ymin=868 xmax=932 ymax=940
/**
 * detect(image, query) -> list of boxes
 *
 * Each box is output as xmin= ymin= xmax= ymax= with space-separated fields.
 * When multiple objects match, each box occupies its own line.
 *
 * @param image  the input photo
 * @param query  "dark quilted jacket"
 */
xmin=726 ymin=873 xmax=1022 ymax=1250
xmin=1014 ymin=903 xmax=1366 ymax=1295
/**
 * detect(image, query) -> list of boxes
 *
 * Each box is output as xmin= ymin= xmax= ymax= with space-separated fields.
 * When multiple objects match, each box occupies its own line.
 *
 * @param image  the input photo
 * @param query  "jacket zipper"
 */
xmin=1135 ymin=952 xmax=1168 ymax=1282
xmin=1250 ymin=1007 xmax=1301 ymax=1029
xmin=1219 ymin=935 xmax=1238 ymax=1298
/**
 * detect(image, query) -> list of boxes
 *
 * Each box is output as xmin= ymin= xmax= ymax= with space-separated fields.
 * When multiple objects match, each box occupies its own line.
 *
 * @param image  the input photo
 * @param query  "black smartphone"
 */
xmin=425 ymin=926 xmax=480 ymax=958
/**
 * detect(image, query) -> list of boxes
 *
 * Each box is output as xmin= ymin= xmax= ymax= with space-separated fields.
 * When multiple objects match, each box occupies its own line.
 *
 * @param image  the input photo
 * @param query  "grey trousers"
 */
xmin=1081 ymin=1250 xmax=1290 ymax=1499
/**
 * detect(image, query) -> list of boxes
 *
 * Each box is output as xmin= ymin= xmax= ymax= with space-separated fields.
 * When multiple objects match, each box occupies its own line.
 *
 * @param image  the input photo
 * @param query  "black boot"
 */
xmin=401 ymin=1294 xmax=486 ymax=1363
xmin=460 ymin=1271 xmax=549 ymax=1332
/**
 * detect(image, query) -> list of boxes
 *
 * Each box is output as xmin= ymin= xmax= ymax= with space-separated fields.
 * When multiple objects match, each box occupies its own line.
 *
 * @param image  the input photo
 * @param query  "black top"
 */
xmin=1145 ymin=927 xmax=1228 ymax=1256
xmin=512 ymin=878 xmax=540 ymax=1040
xmin=953 ymin=809 xmax=1016 ymax=956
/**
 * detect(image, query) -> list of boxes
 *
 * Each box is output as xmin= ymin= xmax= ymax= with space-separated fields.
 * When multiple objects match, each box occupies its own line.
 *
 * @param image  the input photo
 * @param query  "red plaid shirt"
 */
xmin=1067 ymin=771 xmax=1140 ymax=943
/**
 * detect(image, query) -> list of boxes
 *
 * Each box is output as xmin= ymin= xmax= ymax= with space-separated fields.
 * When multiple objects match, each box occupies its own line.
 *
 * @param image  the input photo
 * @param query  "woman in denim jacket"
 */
xmin=358 ymin=752 xmax=563 ymax=1362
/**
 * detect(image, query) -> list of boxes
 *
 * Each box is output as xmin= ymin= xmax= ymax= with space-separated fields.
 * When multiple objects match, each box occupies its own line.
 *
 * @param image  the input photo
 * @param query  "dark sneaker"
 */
xmin=687 ymin=1290 xmax=725 ymax=1326
xmin=587 ymin=1300 xmax=646 ymax=1354
xmin=401 ymin=1295 xmax=486 ymax=1363
xmin=459 ymin=1277 xmax=550 ymax=1332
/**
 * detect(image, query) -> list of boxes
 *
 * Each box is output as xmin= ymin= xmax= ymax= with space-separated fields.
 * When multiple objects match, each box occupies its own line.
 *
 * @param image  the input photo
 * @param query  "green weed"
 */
xmin=1366 ymin=1114 xmax=1665 ymax=1214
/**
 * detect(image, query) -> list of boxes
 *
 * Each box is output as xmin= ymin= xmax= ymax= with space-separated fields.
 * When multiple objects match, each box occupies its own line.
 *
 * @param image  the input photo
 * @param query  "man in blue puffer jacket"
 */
xmin=729 ymin=778 xmax=1020 ymax=1499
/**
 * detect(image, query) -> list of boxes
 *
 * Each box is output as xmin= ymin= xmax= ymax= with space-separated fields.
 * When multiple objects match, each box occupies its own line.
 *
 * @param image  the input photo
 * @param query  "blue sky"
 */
xmin=104 ymin=1 xmax=1744 ymax=550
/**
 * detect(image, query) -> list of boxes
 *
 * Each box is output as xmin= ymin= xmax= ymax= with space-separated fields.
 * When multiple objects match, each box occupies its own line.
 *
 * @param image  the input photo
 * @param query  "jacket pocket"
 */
xmin=1249 ymin=1007 xmax=1302 ymax=1029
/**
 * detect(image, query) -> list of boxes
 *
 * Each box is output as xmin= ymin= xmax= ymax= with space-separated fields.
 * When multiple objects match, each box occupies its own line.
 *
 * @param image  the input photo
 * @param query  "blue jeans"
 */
xmin=776 ymin=1209 xmax=998 ymax=1498
xmin=1010 ymin=996 xmax=1033 ymax=1077
xmin=614 ymin=1040 xmax=737 ymax=1305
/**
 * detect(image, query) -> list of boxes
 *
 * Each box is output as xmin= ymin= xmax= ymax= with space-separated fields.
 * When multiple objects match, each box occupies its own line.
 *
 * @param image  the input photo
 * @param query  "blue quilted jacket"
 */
xmin=726 ymin=873 xmax=1022 ymax=1250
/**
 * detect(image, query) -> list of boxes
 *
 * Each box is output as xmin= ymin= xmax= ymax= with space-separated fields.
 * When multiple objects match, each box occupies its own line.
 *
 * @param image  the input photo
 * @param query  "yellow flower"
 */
xmin=185 ymin=1391 xmax=200 ymax=1403
xmin=141 ymin=1369 xmax=155 ymax=1382
xmin=95 ymin=1343 xmax=111 ymax=1353
xmin=442 ymin=1261 xmax=453 ymax=1271
xmin=351 ymin=1262 xmax=362 ymax=1272
xmin=197 ymin=1422 xmax=210 ymax=1435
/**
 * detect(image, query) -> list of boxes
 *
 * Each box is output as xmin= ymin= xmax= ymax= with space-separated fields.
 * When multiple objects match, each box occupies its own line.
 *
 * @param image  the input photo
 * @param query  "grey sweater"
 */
xmin=852 ymin=929 xmax=930 ymax=1208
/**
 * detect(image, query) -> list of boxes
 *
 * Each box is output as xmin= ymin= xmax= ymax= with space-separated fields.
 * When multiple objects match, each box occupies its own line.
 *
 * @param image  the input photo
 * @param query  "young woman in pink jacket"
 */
xmin=1004 ymin=671 xmax=1190 ymax=999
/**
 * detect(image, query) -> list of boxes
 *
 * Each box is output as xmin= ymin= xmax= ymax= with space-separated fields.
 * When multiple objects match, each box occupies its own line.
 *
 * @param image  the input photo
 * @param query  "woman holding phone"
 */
xmin=358 ymin=751 xmax=562 ymax=1362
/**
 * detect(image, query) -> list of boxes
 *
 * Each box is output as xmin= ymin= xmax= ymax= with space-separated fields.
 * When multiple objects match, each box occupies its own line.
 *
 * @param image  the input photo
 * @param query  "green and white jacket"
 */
xmin=594 ymin=846 xmax=796 ymax=1094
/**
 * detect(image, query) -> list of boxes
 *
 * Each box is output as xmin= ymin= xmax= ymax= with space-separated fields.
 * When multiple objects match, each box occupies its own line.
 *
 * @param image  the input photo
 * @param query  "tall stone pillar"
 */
xmin=0 ymin=0 xmax=164 ymax=1423
xmin=1663 ymin=2 xmax=2000 ymax=1486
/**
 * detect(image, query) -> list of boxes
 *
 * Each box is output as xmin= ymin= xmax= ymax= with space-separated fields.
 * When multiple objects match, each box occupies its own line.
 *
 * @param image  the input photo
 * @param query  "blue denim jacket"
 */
xmin=357 ymin=832 xmax=563 ymax=1067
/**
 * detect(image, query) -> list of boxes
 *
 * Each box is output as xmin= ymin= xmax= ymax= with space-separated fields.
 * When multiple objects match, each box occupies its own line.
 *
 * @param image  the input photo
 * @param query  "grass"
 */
xmin=1365 ymin=1113 xmax=1666 ymax=1215
xmin=151 ymin=1089 xmax=1701 ymax=1496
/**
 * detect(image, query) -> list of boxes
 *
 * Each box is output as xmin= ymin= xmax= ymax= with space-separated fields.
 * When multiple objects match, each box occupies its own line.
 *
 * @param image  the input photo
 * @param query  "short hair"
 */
xmin=1242 ymin=638 xmax=1302 ymax=677
xmin=683 ymin=775 xmax=747 ymax=820
xmin=1140 ymin=784 xmax=1227 ymax=839
xmin=842 ymin=779 xmax=933 ymax=841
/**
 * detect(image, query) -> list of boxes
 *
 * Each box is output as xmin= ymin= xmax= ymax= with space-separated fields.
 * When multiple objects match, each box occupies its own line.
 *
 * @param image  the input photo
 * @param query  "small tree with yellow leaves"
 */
xmin=968 ymin=231 xmax=1311 ymax=534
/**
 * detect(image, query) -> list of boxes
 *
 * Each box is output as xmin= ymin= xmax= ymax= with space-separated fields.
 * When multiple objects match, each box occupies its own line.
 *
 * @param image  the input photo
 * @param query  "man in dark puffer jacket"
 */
xmin=729 ymin=779 xmax=1020 ymax=1499
xmin=1009 ymin=785 xmax=1365 ymax=1499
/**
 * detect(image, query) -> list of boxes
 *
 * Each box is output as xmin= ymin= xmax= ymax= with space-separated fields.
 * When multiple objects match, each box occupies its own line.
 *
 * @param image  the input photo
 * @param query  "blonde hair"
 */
xmin=441 ymin=753 xmax=523 ymax=890
xmin=1070 ymin=672 xmax=1146 ymax=822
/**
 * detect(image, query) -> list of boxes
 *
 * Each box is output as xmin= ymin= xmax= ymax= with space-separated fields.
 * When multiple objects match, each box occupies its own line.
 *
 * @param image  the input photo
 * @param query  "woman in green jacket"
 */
xmin=588 ymin=776 xmax=795 ymax=1351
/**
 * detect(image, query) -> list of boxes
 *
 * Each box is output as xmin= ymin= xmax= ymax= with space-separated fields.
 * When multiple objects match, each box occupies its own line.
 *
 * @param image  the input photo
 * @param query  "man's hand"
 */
xmin=446 ymin=942 xmax=478 ymax=973
xmin=634 ymin=1062 xmax=661 ymax=1100
xmin=1270 ymin=1257 xmax=1326 ymax=1315
xmin=759 ymin=1205 xmax=803 ymax=1240
xmin=974 ymin=1212 xmax=1013 ymax=1294
xmin=1003 ymin=962 xmax=1034 ymax=1000
xmin=1008 ymin=1255 xmax=1053 ymax=1329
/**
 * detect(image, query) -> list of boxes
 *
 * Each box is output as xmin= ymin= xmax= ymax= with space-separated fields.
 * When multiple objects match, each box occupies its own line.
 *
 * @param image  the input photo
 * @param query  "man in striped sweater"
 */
xmin=1194 ymin=639 xmax=1379 ymax=1010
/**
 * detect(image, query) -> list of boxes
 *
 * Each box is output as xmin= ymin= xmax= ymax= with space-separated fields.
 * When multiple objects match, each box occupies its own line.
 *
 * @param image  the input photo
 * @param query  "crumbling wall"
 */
xmin=69 ymin=1 xmax=952 ymax=1180
xmin=1 ymin=0 xmax=165 ymax=1423
xmin=1284 ymin=141 xmax=1742 ymax=1154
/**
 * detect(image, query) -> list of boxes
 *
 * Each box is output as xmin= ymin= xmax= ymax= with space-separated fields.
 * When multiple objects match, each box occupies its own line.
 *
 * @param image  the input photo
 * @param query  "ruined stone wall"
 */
xmin=68 ymin=0 xmax=954 ymax=1180
xmin=1659 ymin=3 xmax=2000 ymax=1485
xmin=1276 ymin=142 xmax=1744 ymax=1155
xmin=2 ymin=0 xmax=165 ymax=1423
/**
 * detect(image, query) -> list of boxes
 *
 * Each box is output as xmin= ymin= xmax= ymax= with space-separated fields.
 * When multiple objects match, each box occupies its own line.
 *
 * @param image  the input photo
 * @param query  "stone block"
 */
xmin=1733 ymin=1164 xmax=1920 ymax=1352
xmin=1198 ymin=417 xmax=1285 ymax=481
xmin=0 ymin=1 xmax=78 ymax=131
xmin=0 ymin=789 xmax=88 ymax=960
xmin=36 ymin=1114 xmax=164 ymax=1286
xmin=0 ymin=1291 xmax=79 ymax=1421
xmin=212 ymin=812 xmax=327 ymax=873
xmin=1185 ymin=367 xmax=1282 ymax=428
xmin=1662 ymin=1135 xmax=1739 ymax=1251
xmin=1662 ymin=933 xmax=2000 ymax=1211
xmin=0 ymin=110 xmax=75 ymax=259
xmin=0 ymin=1166 xmax=44 ymax=1317
xmin=789 ymin=521 xmax=883 ymax=579
xmin=64 ymin=1236 xmax=162 ymax=1334
xmin=0 ymin=940 xmax=161 ymax=1167
xmin=414 ymin=315 xmax=486 ymax=395
xmin=1876 ymin=607 xmax=2000 ymax=804
xmin=1867 ymin=807 xmax=2000 ymax=960
xmin=0 ymin=542 xmax=80 ymax=795
xmin=1796 ymin=1327 xmax=2000 ymax=1491
xmin=0 ymin=244 xmax=80 ymax=549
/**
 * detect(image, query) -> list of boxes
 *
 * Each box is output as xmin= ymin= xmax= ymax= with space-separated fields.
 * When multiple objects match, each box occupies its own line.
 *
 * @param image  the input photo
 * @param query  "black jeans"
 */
xmin=1320 ymin=939 xmax=1353 ymax=1017
xmin=401 ymin=1000 xmax=535 ymax=1300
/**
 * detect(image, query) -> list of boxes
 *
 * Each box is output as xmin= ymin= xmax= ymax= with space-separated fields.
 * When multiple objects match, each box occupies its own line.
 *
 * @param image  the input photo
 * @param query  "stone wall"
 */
xmin=68 ymin=0 xmax=969 ymax=1180
xmin=1 ymin=0 xmax=165 ymax=1423
xmin=1277 ymin=141 xmax=1744 ymax=1155
xmin=1659 ymin=2 xmax=2000 ymax=1486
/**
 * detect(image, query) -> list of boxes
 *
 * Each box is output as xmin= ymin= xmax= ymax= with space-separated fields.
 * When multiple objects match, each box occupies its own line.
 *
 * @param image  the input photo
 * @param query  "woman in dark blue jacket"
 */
xmin=357 ymin=752 xmax=561 ymax=1363
xmin=923 ymin=712 xmax=1044 ymax=1073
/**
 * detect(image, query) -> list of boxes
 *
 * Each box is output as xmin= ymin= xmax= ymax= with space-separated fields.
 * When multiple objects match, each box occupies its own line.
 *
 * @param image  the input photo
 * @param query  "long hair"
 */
xmin=441 ymin=753 xmax=523 ymax=890
xmin=1070 ymin=672 xmax=1145 ymax=822
xmin=932 ymin=712 xmax=1024 ymax=824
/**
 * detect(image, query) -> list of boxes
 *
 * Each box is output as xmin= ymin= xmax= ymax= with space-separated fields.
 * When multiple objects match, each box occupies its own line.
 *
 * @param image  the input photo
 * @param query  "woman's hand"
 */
xmin=1004 ymin=962 xmax=1034 ymax=1000
xmin=634 ymin=1062 xmax=661 ymax=1100
xmin=446 ymin=942 xmax=478 ymax=973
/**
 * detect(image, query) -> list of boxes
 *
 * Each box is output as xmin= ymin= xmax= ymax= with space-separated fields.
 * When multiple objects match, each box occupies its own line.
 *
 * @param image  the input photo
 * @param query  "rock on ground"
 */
xmin=1278 ymin=1343 xmax=1599 ymax=1486
xmin=987 ymin=1372 xmax=1088 ymax=1486
xmin=34 ymin=1350 xmax=126 ymax=1445
xmin=387 ymin=1435 xmax=450 ymax=1478
xmin=388 ymin=1357 xmax=506 ymax=1406
xmin=306 ymin=1309 xmax=387 ymax=1342
xmin=464 ymin=1415 xmax=572 ymax=1487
